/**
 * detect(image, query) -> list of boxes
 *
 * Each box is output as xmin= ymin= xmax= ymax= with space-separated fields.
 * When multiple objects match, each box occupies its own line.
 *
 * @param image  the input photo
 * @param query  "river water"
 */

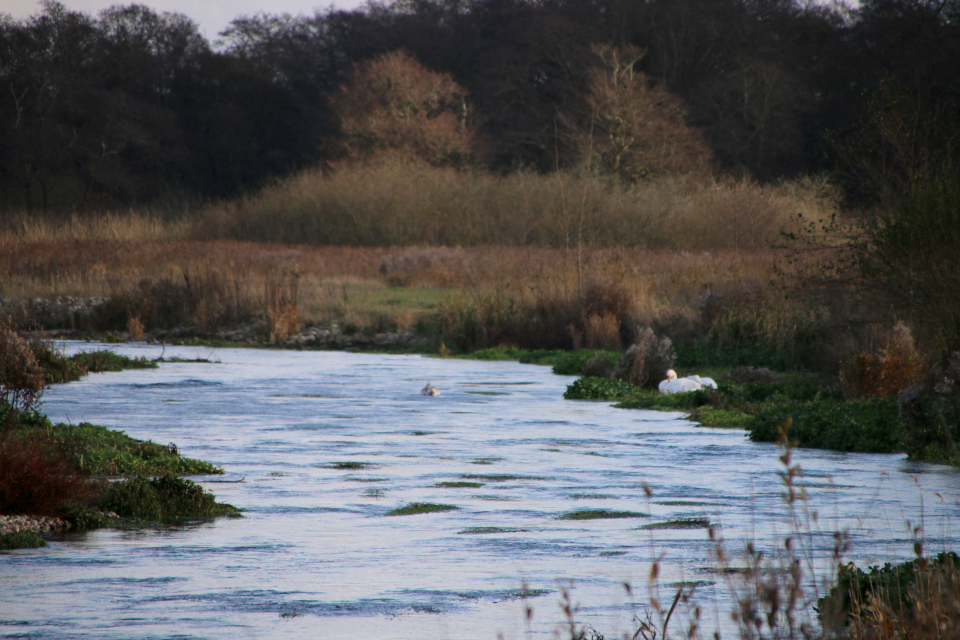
xmin=2 ymin=343 xmax=958 ymax=640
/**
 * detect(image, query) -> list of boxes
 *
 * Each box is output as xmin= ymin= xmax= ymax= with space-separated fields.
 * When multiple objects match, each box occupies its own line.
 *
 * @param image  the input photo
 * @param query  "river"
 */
xmin=2 ymin=343 xmax=958 ymax=639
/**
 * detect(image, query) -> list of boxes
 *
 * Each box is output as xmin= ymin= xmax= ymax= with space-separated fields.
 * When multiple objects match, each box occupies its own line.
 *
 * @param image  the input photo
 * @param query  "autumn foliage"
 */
xmin=330 ymin=50 xmax=483 ymax=168
xmin=579 ymin=44 xmax=714 ymax=181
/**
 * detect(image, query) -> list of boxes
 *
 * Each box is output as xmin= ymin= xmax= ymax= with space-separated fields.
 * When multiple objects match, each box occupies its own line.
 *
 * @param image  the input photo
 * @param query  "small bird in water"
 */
xmin=421 ymin=383 xmax=441 ymax=396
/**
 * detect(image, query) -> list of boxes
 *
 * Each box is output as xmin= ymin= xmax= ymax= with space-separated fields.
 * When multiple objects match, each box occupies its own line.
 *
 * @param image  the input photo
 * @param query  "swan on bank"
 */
xmin=421 ymin=383 xmax=441 ymax=396
xmin=658 ymin=370 xmax=717 ymax=395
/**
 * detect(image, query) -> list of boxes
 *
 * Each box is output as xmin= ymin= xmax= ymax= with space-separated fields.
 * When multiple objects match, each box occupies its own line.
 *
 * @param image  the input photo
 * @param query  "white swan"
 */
xmin=421 ymin=383 xmax=441 ymax=396
xmin=686 ymin=374 xmax=718 ymax=389
xmin=658 ymin=370 xmax=715 ymax=395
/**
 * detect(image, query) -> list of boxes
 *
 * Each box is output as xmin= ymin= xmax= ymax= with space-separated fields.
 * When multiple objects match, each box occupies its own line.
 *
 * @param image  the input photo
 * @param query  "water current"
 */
xmin=2 ymin=343 xmax=959 ymax=639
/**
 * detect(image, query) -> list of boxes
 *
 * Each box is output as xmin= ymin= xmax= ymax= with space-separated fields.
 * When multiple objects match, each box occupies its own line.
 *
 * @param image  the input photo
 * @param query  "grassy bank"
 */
xmin=0 ymin=344 xmax=238 ymax=548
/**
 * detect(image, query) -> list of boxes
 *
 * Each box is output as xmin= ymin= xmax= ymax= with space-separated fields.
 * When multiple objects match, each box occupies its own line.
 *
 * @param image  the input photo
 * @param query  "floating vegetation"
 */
xmin=638 ymin=517 xmax=712 ymax=530
xmin=457 ymin=527 xmax=528 ymax=534
xmin=0 ymin=531 xmax=47 ymax=550
xmin=411 ymin=431 xmax=435 ymax=436
xmin=436 ymin=481 xmax=484 ymax=488
xmin=279 ymin=611 xmax=301 ymax=619
xmin=460 ymin=474 xmax=546 ymax=482
xmin=599 ymin=550 xmax=628 ymax=557
xmin=497 ymin=587 xmax=551 ymax=600
xmin=347 ymin=477 xmax=388 ymax=483
xmin=655 ymin=501 xmax=722 ymax=507
xmin=328 ymin=461 xmax=372 ymax=470
xmin=569 ymin=493 xmax=618 ymax=500
xmin=363 ymin=488 xmax=386 ymax=498
xmin=268 ymin=394 xmax=324 ymax=398
xmin=411 ymin=605 xmax=442 ymax=614
xmin=385 ymin=502 xmax=459 ymax=516
xmin=267 ymin=472 xmax=288 ymax=477
xmin=669 ymin=580 xmax=716 ymax=589
xmin=558 ymin=509 xmax=648 ymax=520
xmin=470 ymin=457 xmax=502 ymax=465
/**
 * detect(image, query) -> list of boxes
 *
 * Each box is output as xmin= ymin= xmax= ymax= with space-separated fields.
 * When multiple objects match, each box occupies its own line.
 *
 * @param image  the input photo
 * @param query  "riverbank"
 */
xmin=0 ymin=341 xmax=240 ymax=550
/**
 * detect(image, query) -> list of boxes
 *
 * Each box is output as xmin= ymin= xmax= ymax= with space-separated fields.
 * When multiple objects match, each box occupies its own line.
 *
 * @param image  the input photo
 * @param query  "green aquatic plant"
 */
xmin=638 ymin=517 xmax=711 ymax=530
xmin=436 ymin=481 xmax=484 ymax=488
xmin=749 ymin=398 xmax=903 ymax=453
xmin=385 ymin=502 xmax=459 ymax=516
xmin=0 ymin=530 xmax=48 ymax=550
xmin=558 ymin=509 xmax=648 ymax=520
xmin=457 ymin=526 xmax=527 ymax=534
xmin=99 ymin=474 xmax=240 ymax=522
xmin=329 ymin=461 xmax=372 ymax=469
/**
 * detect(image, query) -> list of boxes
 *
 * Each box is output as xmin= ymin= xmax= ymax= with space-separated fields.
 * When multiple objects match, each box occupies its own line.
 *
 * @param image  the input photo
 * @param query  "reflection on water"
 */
xmin=2 ymin=344 xmax=958 ymax=639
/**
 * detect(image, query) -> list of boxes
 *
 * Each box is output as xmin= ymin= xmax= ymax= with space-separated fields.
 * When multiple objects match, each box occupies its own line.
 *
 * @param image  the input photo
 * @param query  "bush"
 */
xmin=841 ymin=322 xmax=925 ymax=399
xmin=99 ymin=474 xmax=239 ymax=521
xmin=749 ymin=398 xmax=903 ymax=453
xmin=0 ymin=323 xmax=46 ymax=415
xmin=614 ymin=328 xmax=675 ymax=389
xmin=819 ymin=552 xmax=960 ymax=636
xmin=0 ymin=433 xmax=92 ymax=515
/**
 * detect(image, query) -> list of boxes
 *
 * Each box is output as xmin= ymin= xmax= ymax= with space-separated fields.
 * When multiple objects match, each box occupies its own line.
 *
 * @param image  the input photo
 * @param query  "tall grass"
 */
xmin=196 ymin=157 xmax=840 ymax=249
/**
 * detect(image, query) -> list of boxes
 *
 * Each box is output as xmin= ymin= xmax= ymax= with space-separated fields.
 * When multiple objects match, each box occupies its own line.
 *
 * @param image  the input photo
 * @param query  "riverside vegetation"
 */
xmin=0 ymin=325 xmax=239 ymax=550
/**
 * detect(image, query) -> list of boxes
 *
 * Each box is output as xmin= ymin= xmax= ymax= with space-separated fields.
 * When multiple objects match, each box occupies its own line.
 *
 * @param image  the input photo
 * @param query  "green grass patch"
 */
xmin=470 ymin=457 xmax=502 ymax=464
xmin=6 ymin=412 xmax=221 ymax=476
xmin=35 ymin=346 xmax=157 ymax=384
xmin=457 ymin=526 xmax=528 ymax=534
xmin=347 ymin=477 xmax=388 ymax=482
xmin=99 ymin=474 xmax=241 ymax=522
xmin=386 ymin=502 xmax=459 ymax=516
xmin=436 ymin=481 xmax=484 ymax=488
xmin=558 ymin=509 xmax=648 ymax=520
xmin=689 ymin=407 xmax=752 ymax=428
xmin=748 ymin=398 xmax=903 ymax=453
xmin=565 ymin=377 xmax=643 ymax=401
xmin=550 ymin=350 xmax=622 ymax=375
xmin=638 ymin=517 xmax=712 ymax=530
xmin=0 ymin=531 xmax=48 ymax=550
xmin=599 ymin=550 xmax=628 ymax=556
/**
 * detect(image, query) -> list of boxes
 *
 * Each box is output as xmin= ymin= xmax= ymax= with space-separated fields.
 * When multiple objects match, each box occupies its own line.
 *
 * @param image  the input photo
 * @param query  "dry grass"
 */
xmin=195 ymin=157 xmax=840 ymax=250
xmin=0 ymin=236 xmax=805 ymax=345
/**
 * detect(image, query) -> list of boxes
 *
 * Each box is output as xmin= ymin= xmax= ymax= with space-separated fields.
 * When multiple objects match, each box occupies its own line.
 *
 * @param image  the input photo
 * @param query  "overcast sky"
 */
xmin=0 ymin=0 xmax=368 ymax=39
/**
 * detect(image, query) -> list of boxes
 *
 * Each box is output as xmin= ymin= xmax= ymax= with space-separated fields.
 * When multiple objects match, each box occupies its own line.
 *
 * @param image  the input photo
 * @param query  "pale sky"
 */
xmin=0 ymin=0 xmax=368 ymax=40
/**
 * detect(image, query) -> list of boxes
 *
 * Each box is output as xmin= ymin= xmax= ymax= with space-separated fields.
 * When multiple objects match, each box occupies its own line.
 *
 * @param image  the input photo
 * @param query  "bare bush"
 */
xmin=614 ymin=328 xmax=675 ymax=389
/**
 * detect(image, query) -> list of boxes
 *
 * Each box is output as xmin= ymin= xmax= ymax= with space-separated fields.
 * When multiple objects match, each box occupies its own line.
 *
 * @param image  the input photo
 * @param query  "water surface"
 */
xmin=2 ymin=344 xmax=958 ymax=639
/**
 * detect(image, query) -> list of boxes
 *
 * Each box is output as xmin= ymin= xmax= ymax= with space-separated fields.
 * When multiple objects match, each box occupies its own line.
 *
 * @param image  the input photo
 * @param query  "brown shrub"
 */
xmin=0 ymin=434 xmax=91 ymax=515
xmin=842 ymin=322 xmax=926 ymax=399
xmin=615 ymin=327 xmax=675 ymax=389
xmin=0 ymin=323 xmax=46 ymax=415
xmin=583 ymin=313 xmax=621 ymax=350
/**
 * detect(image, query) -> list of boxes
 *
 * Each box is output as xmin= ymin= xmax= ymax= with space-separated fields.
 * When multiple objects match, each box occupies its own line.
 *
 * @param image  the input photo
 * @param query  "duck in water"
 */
xmin=421 ymin=383 xmax=441 ymax=396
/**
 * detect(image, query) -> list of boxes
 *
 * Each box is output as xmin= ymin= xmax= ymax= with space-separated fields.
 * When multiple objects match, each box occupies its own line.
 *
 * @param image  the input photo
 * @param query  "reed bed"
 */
xmin=195 ymin=158 xmax=840 ymax=250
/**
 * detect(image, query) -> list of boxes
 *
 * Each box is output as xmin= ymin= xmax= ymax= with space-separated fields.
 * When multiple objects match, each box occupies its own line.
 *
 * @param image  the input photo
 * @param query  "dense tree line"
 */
xmin=1 ymin=0 xmax=957 ymax=212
